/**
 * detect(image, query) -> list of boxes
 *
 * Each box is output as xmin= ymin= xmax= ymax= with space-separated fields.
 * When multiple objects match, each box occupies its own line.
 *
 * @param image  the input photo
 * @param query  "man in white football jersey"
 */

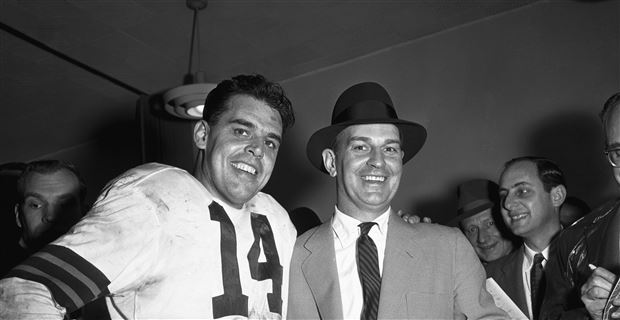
xmin=0 ymin=74 xmax=297 ymax=319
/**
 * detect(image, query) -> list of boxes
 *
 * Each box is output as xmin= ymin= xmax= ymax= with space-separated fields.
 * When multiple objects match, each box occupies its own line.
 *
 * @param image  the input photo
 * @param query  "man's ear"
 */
xmin=14 ymin=204 xmax=22 ymax=228
xmin=550 ymin=184 xmax=567 ymax=207
xmin=193 ymin=120 xmax=210 ymax=150
xmin=322 ymin=148 xmax=337 ymax=177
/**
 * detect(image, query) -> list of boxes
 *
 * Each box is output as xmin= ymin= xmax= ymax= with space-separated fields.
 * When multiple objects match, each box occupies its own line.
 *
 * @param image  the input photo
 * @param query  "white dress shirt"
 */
xmin=521 ymin=243 xmax=550 ymax=320
xmin=332 ymin=206 xmax=390 ymax=320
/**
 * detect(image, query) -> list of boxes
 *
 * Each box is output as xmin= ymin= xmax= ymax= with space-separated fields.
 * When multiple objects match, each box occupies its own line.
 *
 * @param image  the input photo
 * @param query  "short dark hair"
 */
xmin=202 ymin=74 xmax=295 ymax=134
xmin=16 ymin=160 xmax=87 ymax=204
xmin=503 ymin=156 xmax=565 ymax=193
xmin=599 ymin=92 xmax=620 ymax=141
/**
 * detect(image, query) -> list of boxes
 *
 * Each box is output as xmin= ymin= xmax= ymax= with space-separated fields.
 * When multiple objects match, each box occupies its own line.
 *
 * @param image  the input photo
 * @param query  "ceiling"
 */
xmin=0 ymin=0 xmax=539 ymax=163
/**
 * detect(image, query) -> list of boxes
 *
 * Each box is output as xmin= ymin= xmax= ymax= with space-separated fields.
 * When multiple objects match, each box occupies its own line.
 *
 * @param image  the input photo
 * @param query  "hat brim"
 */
xmin=306 ymin=118 xmax=427 ymax=173
xmin=447 ymin=201 xmax=494 ymax=227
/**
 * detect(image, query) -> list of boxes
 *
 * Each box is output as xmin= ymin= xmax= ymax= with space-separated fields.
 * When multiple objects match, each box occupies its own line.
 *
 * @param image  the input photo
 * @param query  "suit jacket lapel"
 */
xmin=301 ymin=218 xmax=343 ymax=319
xmin=600 ymin=205 xmax=620 ymax=272
xmin=499 ymin=248 xmax=528 ymax=316
xmin=377 ymin=212 xmax=424 ymax=318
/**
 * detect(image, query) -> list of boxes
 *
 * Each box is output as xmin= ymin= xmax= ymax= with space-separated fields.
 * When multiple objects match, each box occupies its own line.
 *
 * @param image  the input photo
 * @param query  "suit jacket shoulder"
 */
xmin=485 ymin=247 xmax=522 ymax=277
xmin=485 ymin=246 xmax=528 ymax=316
xmin=288 ymin=219 xmax=342 ymax=320
xmin=379 ymin=214 xmax=508 ymax=319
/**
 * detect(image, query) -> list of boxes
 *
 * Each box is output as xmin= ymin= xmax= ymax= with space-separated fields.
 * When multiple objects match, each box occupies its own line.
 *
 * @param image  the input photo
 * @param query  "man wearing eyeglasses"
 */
xmin=540 ymin=92 xmax=620 ymax=320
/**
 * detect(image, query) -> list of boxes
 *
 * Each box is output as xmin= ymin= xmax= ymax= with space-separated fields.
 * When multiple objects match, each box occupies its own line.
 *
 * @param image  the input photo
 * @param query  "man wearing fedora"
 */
xmin=454 ymin=179 xmax=517 ymax=265
xmin=486 ymin=156 xmax=567 ymax=320
xmin=287 ymin=82 xmax=507 ymax=319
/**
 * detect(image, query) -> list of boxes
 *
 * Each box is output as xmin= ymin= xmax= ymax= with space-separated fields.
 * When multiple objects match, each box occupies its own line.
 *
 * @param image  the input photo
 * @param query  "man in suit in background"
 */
xmin=541 ymin=92 xmax=620 ymax=320
xmin=2 ymin=160 xmax=86 ymax=276
xmin=287 ymin=82 xmax=507 ymax=319
xmin=558 ymin=196 xmax=590 ymax=228
xmin=486 ymin=156 xmax=566 ymax=320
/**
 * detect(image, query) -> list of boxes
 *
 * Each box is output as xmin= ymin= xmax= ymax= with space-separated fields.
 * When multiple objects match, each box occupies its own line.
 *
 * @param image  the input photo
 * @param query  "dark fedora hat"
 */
xmin=306 ymin=82 xmax=427 ymax=173
xmin=449 ymin=179 xmax=499 ymax=227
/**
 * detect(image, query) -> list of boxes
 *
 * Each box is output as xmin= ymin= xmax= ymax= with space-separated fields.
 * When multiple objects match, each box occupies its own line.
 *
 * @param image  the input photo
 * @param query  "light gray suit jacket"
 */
xmin=287 ymin=211 xmax=508 ymax=319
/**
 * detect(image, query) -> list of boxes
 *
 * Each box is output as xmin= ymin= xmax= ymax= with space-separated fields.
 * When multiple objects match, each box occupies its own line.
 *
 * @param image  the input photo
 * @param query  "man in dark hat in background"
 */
xmin=454 ymin=179 xmax=517 ymax=265
xmin=287 ymin=82 xmax=507 ymax=319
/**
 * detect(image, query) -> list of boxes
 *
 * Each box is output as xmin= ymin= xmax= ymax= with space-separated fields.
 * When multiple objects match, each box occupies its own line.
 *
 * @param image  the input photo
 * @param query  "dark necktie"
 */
xmin=530 ymin=253 xmax=545 ymax=320
xmin=357 ymin=222 xmax=381 ymax=320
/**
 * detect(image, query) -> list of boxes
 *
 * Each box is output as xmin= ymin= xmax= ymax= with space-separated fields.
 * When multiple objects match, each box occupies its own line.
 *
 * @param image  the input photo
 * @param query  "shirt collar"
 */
xmin=332 ymin=206 xmax=391 ymax=247
xmin=522 ymin=242 xmax=550 ymax=267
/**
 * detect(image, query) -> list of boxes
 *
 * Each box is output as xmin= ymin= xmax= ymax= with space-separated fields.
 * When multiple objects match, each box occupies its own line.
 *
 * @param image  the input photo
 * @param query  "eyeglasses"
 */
xmin=604 ymin=147 xmax=620 ymax=167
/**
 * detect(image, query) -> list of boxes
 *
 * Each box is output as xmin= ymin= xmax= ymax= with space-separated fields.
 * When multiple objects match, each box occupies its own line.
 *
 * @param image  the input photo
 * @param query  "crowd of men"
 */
xmin=0 ymin=73 xmax=618 ymax=320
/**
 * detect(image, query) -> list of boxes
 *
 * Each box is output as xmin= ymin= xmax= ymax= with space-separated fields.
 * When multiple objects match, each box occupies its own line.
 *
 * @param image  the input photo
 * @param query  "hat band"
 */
xmin=333 ymin=100 xmax=397 ymax=124
xmin=458 ymin=199 xmax=492 ymax=215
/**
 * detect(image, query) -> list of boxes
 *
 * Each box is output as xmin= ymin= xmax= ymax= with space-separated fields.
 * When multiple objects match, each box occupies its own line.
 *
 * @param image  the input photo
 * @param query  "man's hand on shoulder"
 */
xmin=396 ymin=209 xmax=432 ymax=224
xmin=581 ymin=266 xmax=620 ymax=320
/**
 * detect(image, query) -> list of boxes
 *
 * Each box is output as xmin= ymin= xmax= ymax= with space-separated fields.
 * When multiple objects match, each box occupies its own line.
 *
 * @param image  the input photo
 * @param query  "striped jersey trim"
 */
xmin=6 ymin=244 xmax=110 ymax=312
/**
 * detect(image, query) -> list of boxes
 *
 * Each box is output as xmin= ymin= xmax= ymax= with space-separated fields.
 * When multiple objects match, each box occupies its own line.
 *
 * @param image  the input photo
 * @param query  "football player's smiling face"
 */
xmin=200 ymin=95 xmax=282 ymax=208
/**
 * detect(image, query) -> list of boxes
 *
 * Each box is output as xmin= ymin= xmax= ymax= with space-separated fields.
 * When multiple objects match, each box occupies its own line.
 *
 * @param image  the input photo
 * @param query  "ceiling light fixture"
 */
xmin=163 ymin=0 xmax=215 ymax=120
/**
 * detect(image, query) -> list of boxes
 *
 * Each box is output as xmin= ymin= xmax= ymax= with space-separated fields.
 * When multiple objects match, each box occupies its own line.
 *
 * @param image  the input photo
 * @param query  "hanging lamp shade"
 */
xmin=164 ymin=83 xmax=215 ymax=119
xmin=164 ymin=0 xmax=214 ymax=120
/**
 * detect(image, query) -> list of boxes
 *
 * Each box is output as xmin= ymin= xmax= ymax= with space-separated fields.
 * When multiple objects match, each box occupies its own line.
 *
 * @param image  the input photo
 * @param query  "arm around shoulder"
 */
xmin=452 ymin=230 xmax=510 ymax=319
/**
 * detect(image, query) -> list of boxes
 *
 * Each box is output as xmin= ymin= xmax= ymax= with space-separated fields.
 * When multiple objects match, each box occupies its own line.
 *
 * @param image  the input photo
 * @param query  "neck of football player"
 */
xmin=523 ymin=216 xmax=562 ymax=253
xmin=194 ymin=167 xmax=244 ymax=210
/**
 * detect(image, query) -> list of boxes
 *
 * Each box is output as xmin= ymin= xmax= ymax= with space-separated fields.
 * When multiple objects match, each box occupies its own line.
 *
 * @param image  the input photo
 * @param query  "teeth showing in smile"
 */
xmin=479 ymin=243 xmax=496 ymax=250
xmin=232 ymin=162 xmax=256 ymax=175
xmin=362 ymin=175 xmax=385 ymax=182
xmin=509 ymin=213 xmax=527 ymax=221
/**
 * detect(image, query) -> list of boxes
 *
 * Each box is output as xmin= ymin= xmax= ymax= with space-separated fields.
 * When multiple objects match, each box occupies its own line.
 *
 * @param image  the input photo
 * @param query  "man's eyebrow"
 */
xmin=348 ymin=136 xmax=371 ymax=143
xmin=384 ymin=138 xmax=401 ymax=145
xmin=514 ymin=181 xmax=530 ymax=187
xmin=509 ymin=181 xmax=530 ymax=189
xmin=608 ymin=142 xmax=620 ymax=149
xmin=499 ymin=181 xmax=529 ymax=192
xmin=230 ymin=119 xmax=255 ymax=129
xmin=24 ymin=192 xmax=78 ymax=201
xmin=230 ymin=118 xmax=282 ymax=144
xmin=23 ymin=192 xmax=45 ymax=201
xmin=267 ymin=133 xmax=282 ymax=144
xmin=57 ymin=193 xmax=79 ymax=200
xmin=348 ymin=136 xmax=401 ymax=145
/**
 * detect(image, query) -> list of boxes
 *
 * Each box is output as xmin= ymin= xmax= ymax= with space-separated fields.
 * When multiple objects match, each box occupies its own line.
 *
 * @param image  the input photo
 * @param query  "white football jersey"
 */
xmin=2 ymin=163 xmax=296 ymax=319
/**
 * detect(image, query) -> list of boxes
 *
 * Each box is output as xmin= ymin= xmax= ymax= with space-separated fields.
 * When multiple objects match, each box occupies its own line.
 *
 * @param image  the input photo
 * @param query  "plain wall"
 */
xmin=33 ymin=120 xmax=141 ymax=206
xmin=264 ymin=0 xmax=620 ymax=223
xmin=25 ymin=1 xmax=620 ymax=223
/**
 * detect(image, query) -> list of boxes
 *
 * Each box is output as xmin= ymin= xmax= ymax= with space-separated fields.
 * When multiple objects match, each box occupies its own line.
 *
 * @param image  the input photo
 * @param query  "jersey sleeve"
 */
xmin=2 ymin=169 xmax=164 ymax=315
